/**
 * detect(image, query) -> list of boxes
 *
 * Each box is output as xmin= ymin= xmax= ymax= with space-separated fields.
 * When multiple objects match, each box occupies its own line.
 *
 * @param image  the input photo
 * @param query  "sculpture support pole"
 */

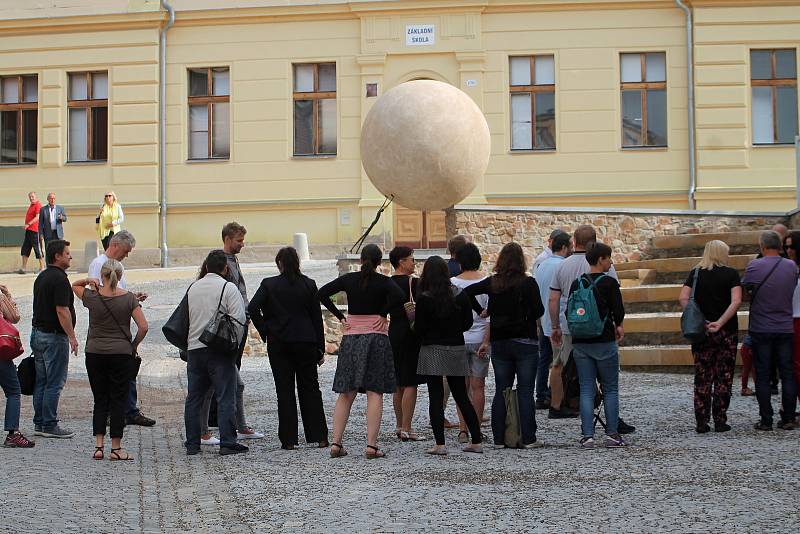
xmin=350 ymin=196 xmax=394 ymax=254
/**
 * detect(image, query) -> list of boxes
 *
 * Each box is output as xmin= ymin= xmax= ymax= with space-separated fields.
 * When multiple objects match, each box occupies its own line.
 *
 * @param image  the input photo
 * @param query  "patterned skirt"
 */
xmin=333 ymin=333 xmax=396 ymax=394
xmin=417 ymin=344 xmax=470 ymax=377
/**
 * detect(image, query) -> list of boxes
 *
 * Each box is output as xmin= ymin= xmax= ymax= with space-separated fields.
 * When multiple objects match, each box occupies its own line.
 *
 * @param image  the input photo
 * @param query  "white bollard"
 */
xmin=84 ymin=240 xmax=99 ymax=272
xmin=293 ymin=232 xmax=310 ymax=261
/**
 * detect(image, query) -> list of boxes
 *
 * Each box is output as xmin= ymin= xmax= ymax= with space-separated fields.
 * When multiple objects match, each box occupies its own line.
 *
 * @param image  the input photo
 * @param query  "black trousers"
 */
xmin=426 ymin=375 xmax=481 ymax=445
xmin=268 ymin=342 xmax=328 ymax=446
xmin=85 ymin=353 xmax=133 ymax=438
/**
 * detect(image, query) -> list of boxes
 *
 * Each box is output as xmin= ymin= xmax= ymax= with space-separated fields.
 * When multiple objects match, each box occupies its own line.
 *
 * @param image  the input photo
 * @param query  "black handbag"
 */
xmin=199 ymin=282 xmax=244 ymax=356
xmin=17 ymin=353 xmax=35 ymax=395
xmin=681 ymin=269 xmax=707 ymax=344
xmin=162 ymin=284 xmax=193 ymax=352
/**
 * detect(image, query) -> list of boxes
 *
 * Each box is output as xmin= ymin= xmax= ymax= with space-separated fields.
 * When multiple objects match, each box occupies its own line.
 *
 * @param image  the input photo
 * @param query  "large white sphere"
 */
xmin=360 ymin=80 xmax=491 ymax=211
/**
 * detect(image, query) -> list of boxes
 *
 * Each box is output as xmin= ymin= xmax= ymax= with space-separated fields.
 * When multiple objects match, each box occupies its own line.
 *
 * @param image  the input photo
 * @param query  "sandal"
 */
xmin=109 ymin=448 xmax=134 ymax=461
xmin=425 ymin=446 xmax=448 ymax=456
xmin=443 ymin=419 xmax=459 ymax=429
xmin=318 ymin=440 xmax=330 ymax=448
xmin=365 ymin=445 xmax=386 ymax=459
xmin=400 ymin=431 xmax=426 ymax=442
xmin=93 ymin=446 xmax=104 ymax=460
xmin=462 ymin=444 xmax=484 ymax=454
xmin=330 ymin=442 xmax=348 ymax=458
xmin=741 ymin=388 xmax=755 ymax=397
xmin=457 ymin=430 xmax=469 ymax=444
xmin=395 ymin=428 xmax=403 ymax=440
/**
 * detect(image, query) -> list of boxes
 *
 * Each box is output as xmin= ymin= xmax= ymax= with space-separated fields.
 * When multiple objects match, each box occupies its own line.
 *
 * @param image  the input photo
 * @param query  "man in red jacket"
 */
xmin=18 ymin=192 xmax=44 ymax=274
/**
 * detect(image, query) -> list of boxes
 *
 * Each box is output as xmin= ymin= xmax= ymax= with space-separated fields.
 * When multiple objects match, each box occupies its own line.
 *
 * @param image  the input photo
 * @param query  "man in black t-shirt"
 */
xmin=31 ymin=239 xmax=77 ymax=439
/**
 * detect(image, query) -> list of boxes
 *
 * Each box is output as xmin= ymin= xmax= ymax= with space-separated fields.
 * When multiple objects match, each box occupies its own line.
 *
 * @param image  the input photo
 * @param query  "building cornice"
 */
xmin=0 ymin=11 xmax=164 ymax=36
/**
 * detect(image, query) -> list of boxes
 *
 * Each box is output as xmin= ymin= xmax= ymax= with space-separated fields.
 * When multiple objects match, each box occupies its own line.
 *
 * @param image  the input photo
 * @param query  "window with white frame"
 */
xmin=188 ymin=67 xmax=230 ymax=160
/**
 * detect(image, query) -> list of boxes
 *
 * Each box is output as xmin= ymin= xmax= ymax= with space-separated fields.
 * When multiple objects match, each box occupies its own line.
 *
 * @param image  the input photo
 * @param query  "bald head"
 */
xmin=772 ymin=224 xmax=788 ymax=240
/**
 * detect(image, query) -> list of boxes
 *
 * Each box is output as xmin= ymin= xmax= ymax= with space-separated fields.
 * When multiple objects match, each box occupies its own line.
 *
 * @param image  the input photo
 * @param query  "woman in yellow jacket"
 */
xmin=97 ymin=191 xmax=124 ymax=251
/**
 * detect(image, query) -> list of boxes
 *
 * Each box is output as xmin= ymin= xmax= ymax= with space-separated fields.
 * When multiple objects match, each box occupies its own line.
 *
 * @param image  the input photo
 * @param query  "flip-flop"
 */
xmin=425 ymin=447 xmax=448 ymax=456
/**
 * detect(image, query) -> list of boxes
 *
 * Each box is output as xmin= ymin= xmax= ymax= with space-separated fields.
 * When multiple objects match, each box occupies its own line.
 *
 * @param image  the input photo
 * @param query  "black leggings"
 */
xmin=86 ymin=353 xmax=133 ymax=438
xmin=426 ymin=376 xmax=481 ymax=445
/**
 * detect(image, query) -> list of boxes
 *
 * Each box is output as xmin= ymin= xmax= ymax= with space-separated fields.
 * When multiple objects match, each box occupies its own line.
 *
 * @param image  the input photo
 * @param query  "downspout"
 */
xmin=159 ymin=0 xmax=175 ymax=267
xmin=676 ymin=0 xmax=697 ymax=210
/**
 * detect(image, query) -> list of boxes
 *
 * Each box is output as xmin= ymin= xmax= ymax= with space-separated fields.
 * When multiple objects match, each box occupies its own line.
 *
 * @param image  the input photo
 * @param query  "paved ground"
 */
xmin=1 ymin=265 xmax=800 ymax=532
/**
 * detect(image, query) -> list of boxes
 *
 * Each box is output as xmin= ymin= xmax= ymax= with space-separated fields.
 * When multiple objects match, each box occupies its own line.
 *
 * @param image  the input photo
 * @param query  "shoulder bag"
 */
xmin=0 ymin=314 xmax=23 ymax=362
xmin=403 ymin=276 xmax=416 ymax=323
xmin=163 ymin=283 xmax=194 ymax=354
xmin=681 ymin=269 xmax=707 ymax=344
xmin=16 ymin=353 xmax=35 ymax=395
xmin=199 ymin=282 xmax=245 ymax=356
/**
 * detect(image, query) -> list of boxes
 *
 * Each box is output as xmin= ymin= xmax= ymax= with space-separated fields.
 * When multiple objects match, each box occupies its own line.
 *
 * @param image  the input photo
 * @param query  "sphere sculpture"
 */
xmin=360 ymin=80 xmax=491 ymax=211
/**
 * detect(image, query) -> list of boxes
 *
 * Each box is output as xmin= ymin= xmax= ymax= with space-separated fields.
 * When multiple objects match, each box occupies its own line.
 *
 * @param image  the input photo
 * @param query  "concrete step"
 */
xmin=622 ymin=311 xmax=749 ymax=345
xmin=652 ymin=231 xmax=762 ymax=250
xmin=619 ymin=345 xmax=744 ymax=367
xmin=621 ymin=284 xmax=749 ymax=313
xmin=616 ymin=268 xmax=657 ymax=286
xmin=620 ymin=254 xmax=755 ymax=273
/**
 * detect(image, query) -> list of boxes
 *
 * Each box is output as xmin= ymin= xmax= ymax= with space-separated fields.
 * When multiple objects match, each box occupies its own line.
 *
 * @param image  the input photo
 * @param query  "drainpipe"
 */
xmin=159 ymin=0 xmax=175 ymax=267
xmin=676 ymin=0 xmax=697 ymax=210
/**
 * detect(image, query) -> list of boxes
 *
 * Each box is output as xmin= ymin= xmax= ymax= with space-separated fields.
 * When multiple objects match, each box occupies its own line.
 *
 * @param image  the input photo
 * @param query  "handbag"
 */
xmin=503 ymin=387 xmax=523 ymax=448
xmin=162 ymin=284 xmax=194 ymax=352
xmin=17 ymin=353 xmax=35 ymax=395
xmin=199 ymin=282 xmax=244 ymax=356
xmin=403 ymin=276 xmax=416 ymax=322
xmin=0 ymin=314 xmax=24 ymax=361
xmin=681 ymin=269 xmax=707 ymax=344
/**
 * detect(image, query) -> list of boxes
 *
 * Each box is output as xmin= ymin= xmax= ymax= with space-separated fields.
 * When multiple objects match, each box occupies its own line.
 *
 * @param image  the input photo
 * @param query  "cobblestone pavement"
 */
xmin=2 ymin=266 xmax=800 ymax=532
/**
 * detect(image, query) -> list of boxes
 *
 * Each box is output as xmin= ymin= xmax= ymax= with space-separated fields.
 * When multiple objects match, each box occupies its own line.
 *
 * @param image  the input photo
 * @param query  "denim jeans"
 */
xmin=0 ymin=359 xmax=21 ymax=431
xmin=200 ymin=369 xmax=247 ymax=434
xmin=537 ymin=335 xmax=553 ymax=402
xmin=185 ymin=347 xmax=238 ymax=449
xmin=490 ymin=339 xmax=538 ymax=445
xmin=751 ymin=332 xmax=797 ymax=424
xmin=126 ymin=378 xmax=139 ymax=418
xmin=30 ymin=329 xmax=70 ymax=430
xmin=573 ymin=341 xmax=620 ymax=437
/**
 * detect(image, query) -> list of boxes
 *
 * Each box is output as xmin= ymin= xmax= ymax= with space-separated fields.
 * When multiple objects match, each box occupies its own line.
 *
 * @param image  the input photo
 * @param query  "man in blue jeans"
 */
xmin=31 ymin=239 xmax=78 ymax=438
xmin=743 ymin=230 xmax=799 ymax=430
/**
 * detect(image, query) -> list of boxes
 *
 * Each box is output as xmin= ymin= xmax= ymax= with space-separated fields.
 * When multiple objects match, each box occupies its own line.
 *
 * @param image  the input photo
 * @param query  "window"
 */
xmin=751 ymin=49 xmax=798 ymax=145
xmin=509 ymin=55 xmax=555 ymax=150
xmin=620 ymin=52 xmax=667 ymax=148
xmin=188 ymin=67 xmax=230 ymax=160
xmin=293 ymin=63 xmax=336 ymax=156
xmin=0 ymin=75 xmax=38 ymax=165
xmin=67 ymin=72 xmax=108 ymax=162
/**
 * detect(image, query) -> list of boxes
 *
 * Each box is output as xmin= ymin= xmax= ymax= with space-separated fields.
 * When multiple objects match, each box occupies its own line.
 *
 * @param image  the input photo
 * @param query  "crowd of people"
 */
xmin=1 ymin=214 xmax=798 ymax=459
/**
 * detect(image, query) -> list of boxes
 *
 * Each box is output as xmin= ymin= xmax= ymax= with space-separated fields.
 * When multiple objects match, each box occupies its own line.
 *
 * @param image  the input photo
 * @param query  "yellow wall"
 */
xmin=0 ymin=0 xmax=797 ymax=258
xmin=694 ymin=3 xmax=800 ymax=211
xmin=0 ymin=18 xmax=161 ymax=248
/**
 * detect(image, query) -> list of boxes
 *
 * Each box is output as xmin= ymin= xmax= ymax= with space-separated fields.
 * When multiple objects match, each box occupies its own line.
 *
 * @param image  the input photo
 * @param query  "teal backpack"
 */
xmin=566 ymin=274 xmax=608 ymax=338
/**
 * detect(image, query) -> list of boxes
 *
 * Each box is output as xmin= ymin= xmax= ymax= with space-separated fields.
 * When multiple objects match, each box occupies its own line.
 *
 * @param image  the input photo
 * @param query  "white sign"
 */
xmin=406 ymin=24 xmax=435 ymax=46
xmin=465 ymin=79 xmax=478 ymax=88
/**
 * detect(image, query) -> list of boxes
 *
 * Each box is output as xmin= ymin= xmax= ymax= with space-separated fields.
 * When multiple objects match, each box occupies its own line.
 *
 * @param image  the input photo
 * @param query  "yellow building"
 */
xmin=0 ymin=0 xmax=797 ymax=257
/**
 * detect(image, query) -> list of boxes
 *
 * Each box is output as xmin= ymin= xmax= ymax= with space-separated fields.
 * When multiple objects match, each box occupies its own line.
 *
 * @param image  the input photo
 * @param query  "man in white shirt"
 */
xmin=87 ymin=230 xmax=154 ymax=427
xmin=184 ymin=250 xmax=248 ymax=456
xmin=533 ymin=229 xmax=568 ymax=275
xmin=39 ymin=192 xmax=67 ymax=243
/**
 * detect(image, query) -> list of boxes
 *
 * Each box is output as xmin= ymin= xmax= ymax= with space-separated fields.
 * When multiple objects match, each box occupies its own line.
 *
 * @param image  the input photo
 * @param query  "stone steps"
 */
xmin=621 ymin=311 xmax=748 ymax=346
xmin=619 ymin=345 xmax=744 ymax=366
xmin=647 ymin=231 xmax=762 ymax=259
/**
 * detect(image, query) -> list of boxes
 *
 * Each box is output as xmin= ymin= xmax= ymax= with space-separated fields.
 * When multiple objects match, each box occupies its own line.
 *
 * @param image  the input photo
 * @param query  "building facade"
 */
xmin=0 ymin=0 xmax=797 ymax=252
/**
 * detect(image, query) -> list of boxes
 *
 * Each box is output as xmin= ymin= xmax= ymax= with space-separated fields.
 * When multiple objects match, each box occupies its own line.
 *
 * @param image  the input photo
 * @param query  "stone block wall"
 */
xmin=446 ymin=206 xmax=787 ymax=265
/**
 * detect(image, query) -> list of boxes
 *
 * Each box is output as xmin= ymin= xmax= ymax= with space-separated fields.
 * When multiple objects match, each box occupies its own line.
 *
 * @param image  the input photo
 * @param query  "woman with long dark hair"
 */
xmin=318 ymin=244 xmax=405 ymax=459
xmin=465 ymin=242 xmax=544 ymax=448
xmin=249 ymin=247 xmax=329 ymax=449
xmin=415 ymin=256 xmax=482 ymax=455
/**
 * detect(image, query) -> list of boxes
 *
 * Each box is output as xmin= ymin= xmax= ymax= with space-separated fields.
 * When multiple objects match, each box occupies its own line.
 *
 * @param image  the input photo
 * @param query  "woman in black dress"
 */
xmin=388 ymin=246 xmax=425 ymax=441
xmin=318 ymin=244 xmax=405 ymax=459
xmin=248 ymin=247 xmax=329 ymax=450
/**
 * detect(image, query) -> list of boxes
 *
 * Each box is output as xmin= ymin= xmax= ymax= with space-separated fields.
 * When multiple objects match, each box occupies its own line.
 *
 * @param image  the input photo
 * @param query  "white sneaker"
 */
xmin=237 ymin=428 xmax=264 ymax=440
xmin=201 ymin=436 xmax=220 ymax=446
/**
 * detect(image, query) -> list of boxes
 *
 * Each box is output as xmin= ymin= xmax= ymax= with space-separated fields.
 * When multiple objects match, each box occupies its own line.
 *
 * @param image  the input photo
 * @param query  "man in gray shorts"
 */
xmin=548 ymin=225 xmax=618 ymax=419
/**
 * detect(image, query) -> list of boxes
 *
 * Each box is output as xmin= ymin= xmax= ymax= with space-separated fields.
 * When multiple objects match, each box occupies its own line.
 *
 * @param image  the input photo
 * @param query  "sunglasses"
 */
xmin=104 ymin=194 xmax=113 ymax=198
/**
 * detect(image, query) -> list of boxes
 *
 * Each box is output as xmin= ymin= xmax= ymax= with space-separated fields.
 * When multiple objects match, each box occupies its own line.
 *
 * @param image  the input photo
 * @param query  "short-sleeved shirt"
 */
xmin=742 ymin=256 xmax=799 ymax=334
xmin=82 ymin=290 xmax=139 ymax=355
xmin=32 ymin=265 xmax=75 ymax=334
xmin=88 ymin=253 xmax=127 ymax=289
xmin=683 ymin=266 xmax=741 ymax=334
xmin=536 ymin=254 xmax=565 ymax=336
xmin=25 ymin=201 xmax=41 ymax=232
xmin=451 ymin=276 xmax=489 ymax=345
xmin=550 ymin=252 xmax=618 ymax=335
